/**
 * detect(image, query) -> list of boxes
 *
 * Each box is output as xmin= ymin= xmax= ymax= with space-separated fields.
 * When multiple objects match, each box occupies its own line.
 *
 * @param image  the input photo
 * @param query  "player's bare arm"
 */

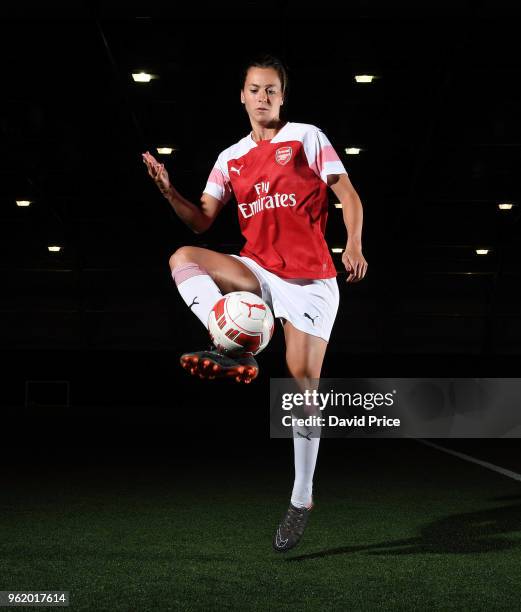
xmin=328 ymin=173 xmax=368 ymax=284
xmin=142 ymin=151 xmax=223 ymax=234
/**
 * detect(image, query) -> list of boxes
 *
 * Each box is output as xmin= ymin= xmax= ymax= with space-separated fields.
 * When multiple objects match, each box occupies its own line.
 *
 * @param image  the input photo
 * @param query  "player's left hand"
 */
xmin=342 ymin=244 xmax=368 ymax=283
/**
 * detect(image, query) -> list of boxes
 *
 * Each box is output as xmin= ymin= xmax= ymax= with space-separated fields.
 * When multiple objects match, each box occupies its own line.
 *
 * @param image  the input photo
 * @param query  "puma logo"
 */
xmin=189 ymin=297 xmax=199 ymax=309
xmin=230 ymin=164 xmax=244 ymax=175
xmin=304 ymin=313 xmax=319 ymax=325
xmin=241 ymin=300 xmax=266 ymax=318
xmin=297 ymin=431 xmax=312 ymax=441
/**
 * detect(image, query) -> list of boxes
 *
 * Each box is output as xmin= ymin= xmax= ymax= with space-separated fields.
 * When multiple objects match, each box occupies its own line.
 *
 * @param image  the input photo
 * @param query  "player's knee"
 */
xmin=169 ymin=246 xmax=197 ymax=270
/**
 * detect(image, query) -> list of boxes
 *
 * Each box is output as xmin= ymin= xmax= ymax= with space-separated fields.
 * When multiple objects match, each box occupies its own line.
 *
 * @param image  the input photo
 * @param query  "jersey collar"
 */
xmin=249 ymin=121 xmax=291 ymax=146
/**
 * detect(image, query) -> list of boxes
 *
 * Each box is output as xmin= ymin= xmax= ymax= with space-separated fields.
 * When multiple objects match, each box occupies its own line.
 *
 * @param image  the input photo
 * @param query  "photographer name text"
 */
xmin=282 ymin=415 xmax=401 ymax=428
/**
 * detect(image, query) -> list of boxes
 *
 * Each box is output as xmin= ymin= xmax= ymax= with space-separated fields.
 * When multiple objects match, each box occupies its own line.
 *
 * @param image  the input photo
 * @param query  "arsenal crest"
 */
xmin=275 ymin=146 xmax=292 ymax=166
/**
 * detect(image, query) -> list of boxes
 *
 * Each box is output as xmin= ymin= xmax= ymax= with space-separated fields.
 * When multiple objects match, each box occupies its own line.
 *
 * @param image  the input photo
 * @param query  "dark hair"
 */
xmin=241 ymin=53 xmax=290 ymax=101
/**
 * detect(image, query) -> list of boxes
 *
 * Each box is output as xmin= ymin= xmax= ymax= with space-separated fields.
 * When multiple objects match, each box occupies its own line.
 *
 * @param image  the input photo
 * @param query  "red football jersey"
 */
xmin=203 ymin=121 xmax=347 ymax=279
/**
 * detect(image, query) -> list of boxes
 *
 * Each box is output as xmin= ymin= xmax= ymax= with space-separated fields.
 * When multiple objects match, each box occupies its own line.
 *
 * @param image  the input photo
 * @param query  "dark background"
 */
xmin=0 ymin=2 xmax=520 ymax=450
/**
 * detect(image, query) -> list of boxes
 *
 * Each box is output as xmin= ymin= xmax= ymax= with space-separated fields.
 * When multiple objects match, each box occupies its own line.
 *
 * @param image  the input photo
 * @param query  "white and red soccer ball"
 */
xmin=208 ymin=291 xmax=274 ymax=356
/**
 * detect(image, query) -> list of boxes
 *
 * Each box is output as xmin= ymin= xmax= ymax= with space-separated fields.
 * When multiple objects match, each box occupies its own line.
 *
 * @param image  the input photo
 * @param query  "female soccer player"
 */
xmin=142 ymin=54 xmax=367 ymax=552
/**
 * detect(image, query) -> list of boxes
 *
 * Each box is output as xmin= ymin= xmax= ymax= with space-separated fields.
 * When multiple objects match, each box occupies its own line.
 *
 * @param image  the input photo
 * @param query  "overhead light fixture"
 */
xmin=48 ymin=245 xmax=62 ymax=252
xmin=475 ymin=249 xmax=489 ymax=255
xmin=354 ymin=75 xmax=376 ymax=83
xmin=332 ymin=248 xmax=344 ymax=253
xmin=498 ymin=202 xmax=514 ymax=210
xmin=334 ymin=203 xmax=343 ymax=209
xmin=16 ymin=200 xmax=32 ymax=207
xmin=132 ymin=72 xmax=153 ymax=83
xmin=157 ymin=147 xmax=174 ymax=155
xmin=345 ymin=147 xmax=362 ymax=155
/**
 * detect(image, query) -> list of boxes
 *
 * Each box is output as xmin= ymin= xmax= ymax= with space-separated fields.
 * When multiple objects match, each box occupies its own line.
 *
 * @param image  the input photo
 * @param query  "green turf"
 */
xmin=1 ymin=443 xmax=521 ymax=611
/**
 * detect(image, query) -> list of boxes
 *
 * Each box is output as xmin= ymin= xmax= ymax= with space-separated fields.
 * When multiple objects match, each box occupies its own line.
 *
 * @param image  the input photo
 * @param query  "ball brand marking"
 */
xmin=240 ymin=301 xmax=267 ymax=317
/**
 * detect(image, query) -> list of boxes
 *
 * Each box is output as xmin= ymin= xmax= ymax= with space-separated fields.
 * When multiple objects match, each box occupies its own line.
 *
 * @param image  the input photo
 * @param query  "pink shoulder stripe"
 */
xmin=208 ymin=167 xmax=227 ymax=188
xmin=310 ymin=145 xmax=341 ymax=176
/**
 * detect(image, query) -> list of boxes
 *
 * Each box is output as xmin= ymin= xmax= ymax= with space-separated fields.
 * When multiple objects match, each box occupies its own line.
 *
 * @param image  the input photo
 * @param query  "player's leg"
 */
xmin=273 ymin=321 xmax=328 ymax=551
xmin=169 ymin=246 xmax=262 ymax=382
xmin=169 ymin=246 xmax=261 ymax=327
xmin=284 ymin=320 xmax=328 ymax=387
xmin=284 ymin=321 xmax=328 ymax=507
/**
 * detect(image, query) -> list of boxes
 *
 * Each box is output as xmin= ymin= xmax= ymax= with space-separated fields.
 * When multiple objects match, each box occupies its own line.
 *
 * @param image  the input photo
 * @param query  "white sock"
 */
xmin=172 ymin=263 xmax=222 ymax=329
xmin=290 ymin=421 xmax=321 ymax=509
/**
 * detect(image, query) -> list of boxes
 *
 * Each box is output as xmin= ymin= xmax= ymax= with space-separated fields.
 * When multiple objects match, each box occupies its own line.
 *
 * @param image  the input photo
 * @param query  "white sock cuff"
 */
xmin=172 ymin=262 xmax=210 ymax=286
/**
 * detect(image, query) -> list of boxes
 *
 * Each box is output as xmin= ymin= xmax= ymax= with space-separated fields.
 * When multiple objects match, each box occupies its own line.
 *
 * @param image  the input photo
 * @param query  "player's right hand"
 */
xmin=142 ymin=151 xmax=171 ymax=193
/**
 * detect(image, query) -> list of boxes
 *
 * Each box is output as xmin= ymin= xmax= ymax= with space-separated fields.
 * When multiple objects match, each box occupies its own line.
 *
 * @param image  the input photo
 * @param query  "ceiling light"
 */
xmin=132 ymin=72 xmax=153 ymax=83
xmin=332 ymin=248 xmax=344 ymax=253
xmin=354 ymin=75 xmax=375 ymax=83
xmin=16 ymin=200 xmax=32 ymax=207
xmin=334 ymin=203 xmax=342 ymax=209
xmin=475 ymin=249 xmax=489 ymax=255
xmin=157 ymin=147 xmax=174 ymax=155
xmin=498 ymin=202 xmax=514 ymax=210
xmin=345 ymin=147 xmax=362 ymax=155
xmin=48 ymin=245 xmax=62 ymax=252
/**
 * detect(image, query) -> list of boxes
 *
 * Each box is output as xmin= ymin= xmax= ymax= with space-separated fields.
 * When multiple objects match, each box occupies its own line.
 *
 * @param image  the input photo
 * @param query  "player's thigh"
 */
xmin=169 ymin=246 xmax=261 ymax=296
xmin=283 ymin=320 xmax=328 ymax=380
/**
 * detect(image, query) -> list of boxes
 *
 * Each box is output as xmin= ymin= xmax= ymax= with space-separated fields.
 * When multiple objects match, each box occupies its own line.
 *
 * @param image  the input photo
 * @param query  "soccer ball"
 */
xmin=208 ymin=291 xmax=274 ymax=356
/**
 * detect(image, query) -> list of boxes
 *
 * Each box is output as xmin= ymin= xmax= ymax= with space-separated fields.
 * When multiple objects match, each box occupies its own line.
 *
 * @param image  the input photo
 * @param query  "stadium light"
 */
xmin=475 ymin=249 xmax=489 ymax=255
xmin=16 ymin=200 xmax=32 ymax=207
xmin=498 ymin=202 xmax=514 ymax=210
xmin=157 ymin=147 xmax=174 ymax=155
xmin=354 ymin=75 xmax=376 ymax=83
xmin=48 ymin=245 xmax=62 ymax=252
xmin=345 ymin=147 xmax=362 ymax=155
xmin=334 ymin=203 xmax=343 ymax=208
xmin=332 ymin=248 xmax=344 ymax=253
xmin=132 ymin=72 xmax=153 ymax=83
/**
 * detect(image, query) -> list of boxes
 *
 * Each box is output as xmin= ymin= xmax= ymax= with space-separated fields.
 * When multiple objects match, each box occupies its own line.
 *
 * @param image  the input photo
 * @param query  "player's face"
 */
xmin=241 ymin=67 xmax=284 ymax=123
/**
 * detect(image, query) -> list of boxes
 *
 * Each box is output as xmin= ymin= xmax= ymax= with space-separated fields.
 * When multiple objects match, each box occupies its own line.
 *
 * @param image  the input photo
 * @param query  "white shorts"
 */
xmin=229 ymin=255 xmax=340 ymax=342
